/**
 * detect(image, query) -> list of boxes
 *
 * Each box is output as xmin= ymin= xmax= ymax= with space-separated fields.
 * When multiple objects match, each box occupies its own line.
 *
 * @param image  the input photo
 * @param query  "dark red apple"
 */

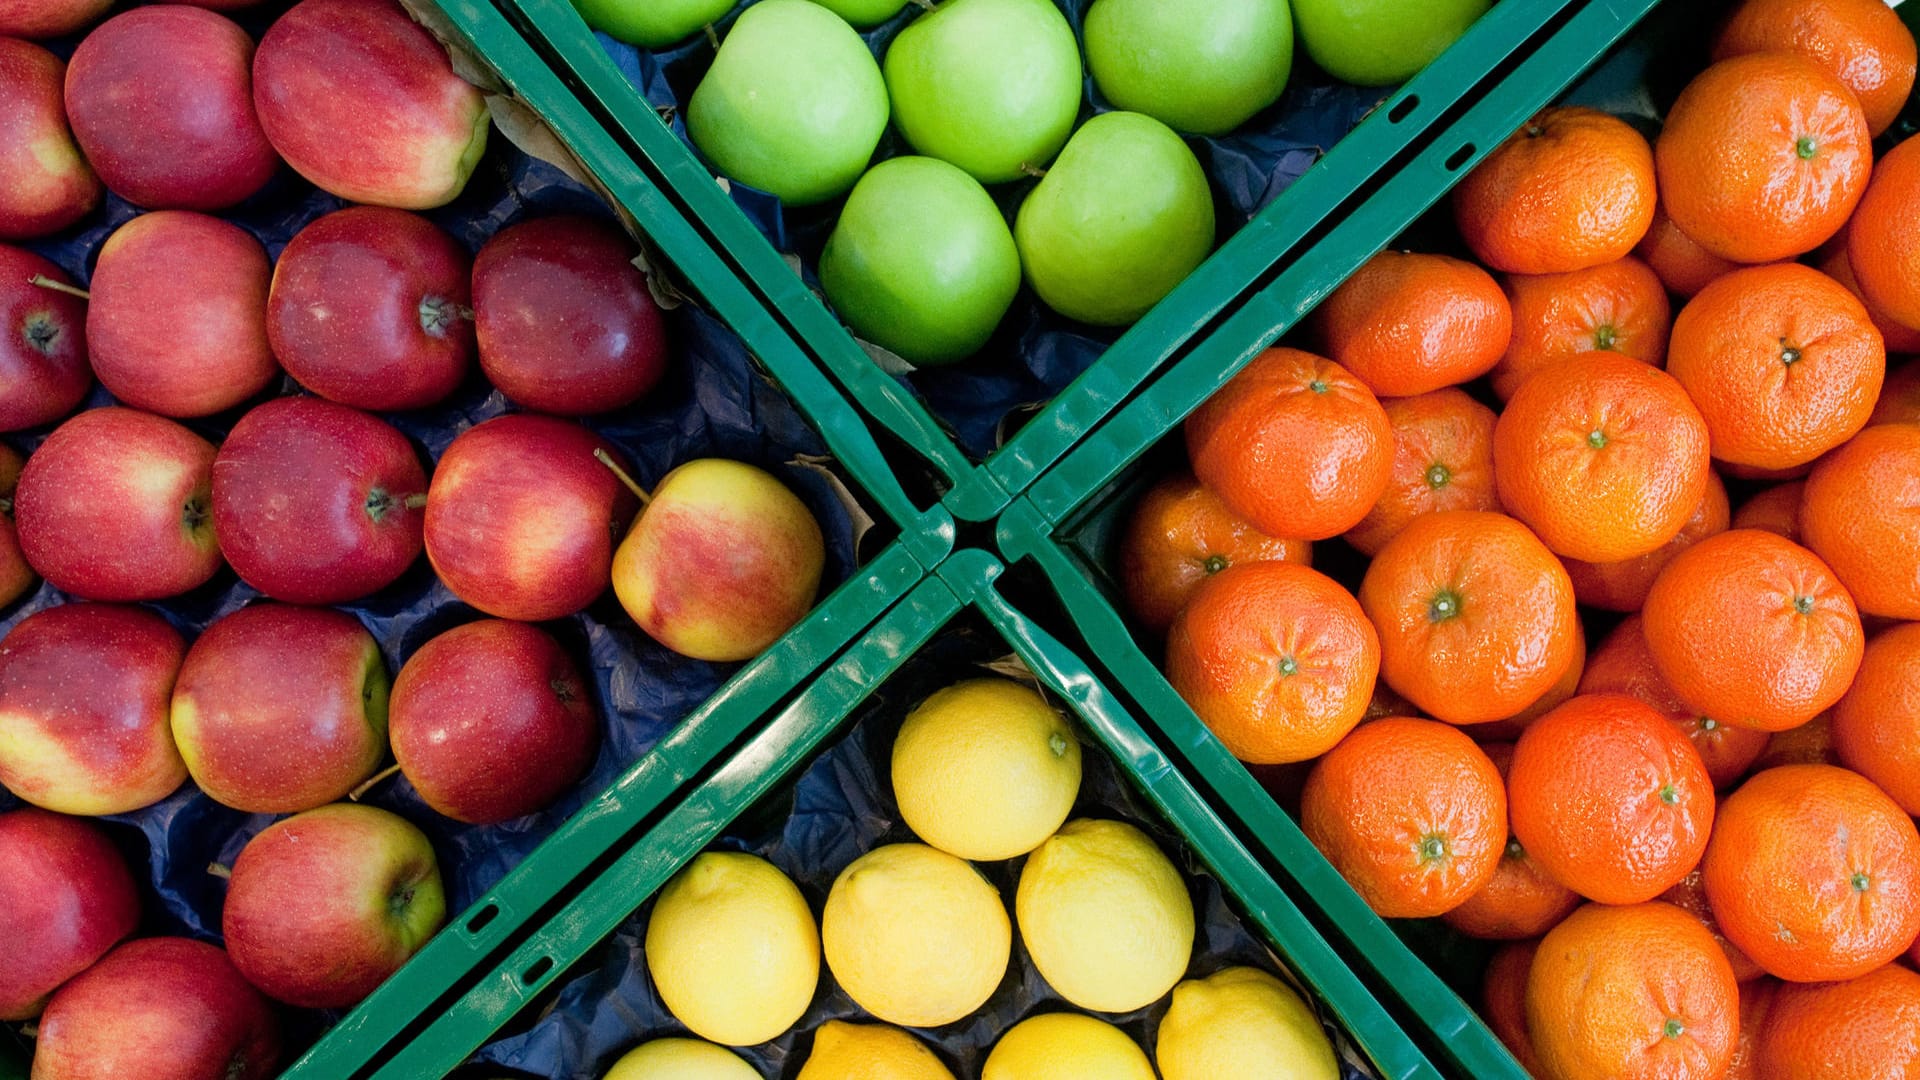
xmin=87 ymin=211 xmax=279 ymax=418
xmin=223 ymin=802 xmax=444 ymax=1008
xmin=423 ymin=414 xmax=639 ymax=621
xmin=0 ymin=602 xmax=187 ymax=815
xmin=0 ymin=246 xmax=90 ymax=431
xmin=389 ymin=618 xmax=598 ymax=824
xmin=212 ymin=396 xmax=427 ymax=604
xmin=253 ymin=0 xmax=490 ymax=210
xmin=15 ymin=407 xmax=222 ymax=601
xmin=0 ymin=39 xmax=101 ymax=239
xmin=474 ymin=215 xmax=668 ymax=415
xmin=0 ymin=808 xmax=139 ymax=1020
xmin=64 ymin=7 xmax=278 ymax=211
xmin=0 ymin=0 xmax=112 ymax=39
xmin=170 ymin=603 xmax=389 ymax=813
xmin=31 ymin=937 xmax=280 ymax=1080
xmin=268 ymin=206 xmax=474 ymax=411
xmin=0 ymin=444 xmax=37 ymax=607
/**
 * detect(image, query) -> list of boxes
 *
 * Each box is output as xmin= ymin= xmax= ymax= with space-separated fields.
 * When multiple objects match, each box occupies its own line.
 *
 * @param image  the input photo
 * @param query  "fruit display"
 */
xmin=598 ymin=0 xmax=1492 ymax=455
xmin=0 ymin=0 xmax=855 ymax=1071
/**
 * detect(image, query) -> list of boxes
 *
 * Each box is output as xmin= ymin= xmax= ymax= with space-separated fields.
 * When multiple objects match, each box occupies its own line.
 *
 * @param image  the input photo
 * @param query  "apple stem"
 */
xmin=207 ymin=862 xmax=233 ymax=880
xmin=1019 ymin=163 xmax=1048 ymax=179
xmin=593 ymin=448 xmax=652 ymax=507
xmin=404 ymin=493 xmax=428 ymax=510
xmin=349 ymin=763 xmax=404 ymax=802
xmin=704 ymin=22 xmax=720 ymax=49
xmin=28 ymin=275 xmax=89 ymax=301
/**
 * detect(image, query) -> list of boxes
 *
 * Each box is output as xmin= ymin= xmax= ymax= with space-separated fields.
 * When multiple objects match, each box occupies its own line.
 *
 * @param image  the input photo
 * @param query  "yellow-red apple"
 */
xmin=0 ymin=808 xmax=139 ymax=1020
xmin=0 ymin=247 xmax=91 ymax=430
xmin=0 ymin=40 xmax=100 ymax=239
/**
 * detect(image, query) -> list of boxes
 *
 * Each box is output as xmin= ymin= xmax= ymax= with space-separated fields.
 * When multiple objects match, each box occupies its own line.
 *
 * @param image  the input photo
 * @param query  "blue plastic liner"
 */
xmin=592 ymin=0 xmax=1389 ymax=459
xmin=472 ymin=620 xmax=1378 ymax=1080
xmin=0 ymin=139 xmax=861 ymax=1053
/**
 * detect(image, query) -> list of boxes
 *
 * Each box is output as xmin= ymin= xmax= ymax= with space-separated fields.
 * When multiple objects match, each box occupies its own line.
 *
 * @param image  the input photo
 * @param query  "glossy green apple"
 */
xmin=815 ymin=0 xmax=908 ymax=27
xmin=883 ymin=0 xmax=1082 ymax=184
xmin=569 ymin=0 xmax=733 ymax=48
xmin=820 ymin=156 xmax=1020 ymax=365
xmin=1292 ymin=0 xmax=1489 ymax=86
xmin=688 ymin=0 xmax=888 ymax=205
xmin=1014 ymin=111 xmax=1215 ymax=326
xmin=1084 ymin=0 xmax=1293 ymax=136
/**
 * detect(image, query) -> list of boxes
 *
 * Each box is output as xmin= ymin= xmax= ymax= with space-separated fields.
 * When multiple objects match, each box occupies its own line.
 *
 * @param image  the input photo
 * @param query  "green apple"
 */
xmin=883 ymin=0 xmax=1082 ymax=184
xmin=688 ymin=0 xmax=889 ymax=205
xmin=815 ymin=0 xmax=908 ymax=27
xmin=1084 ymin=0 xmax=1293 ymax=136
xmin=1014 ymin=111 xmax=1215 ymax=326
xmin=569 ymin=0 xmax=733 ymax=47
xmin=1292 ymin=0 xmax=1489 ymax=87
xmin=821 ymin=156 xmax=1020 ymax=365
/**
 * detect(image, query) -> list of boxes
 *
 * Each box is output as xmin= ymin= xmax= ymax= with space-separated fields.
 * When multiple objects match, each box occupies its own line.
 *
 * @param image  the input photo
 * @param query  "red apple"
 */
xmin=474 ymin=216 xmax=668 ymax=415
xmin=0 ymin=246 xmax=90 ymax=431
xmin=0 ymin=40 xmax=101 ymax=239
xmin=0 ymin=602 xmax=187 ymax=815
xmin=268 ymin=206 xmax=474 ymax=411
xmin=0 ymin=808 xmax=139 ymax=1020
xmin=31 ymin=937 xmax=280 ymax=1080
xmin=389 ymin=618 xmax=598 ymax=824
xmin=0 ymin=0 xmax=113 ymax=39
xmin=170 ymin=604 xmax=389 ymax=813
xmin=0 ymin=444 xmax=37 ymax=607
xmin=87 ymin=211 xmax=279 ymax=418
xmin=222 ymin=802 xmax=444 ymax=1008
xmin=15 ymin=407 xmax=221 ymax=600
xmin=424 ymin=414 xmax=639 ymax=621
xmin=253 ymin=0 xmax=490 ymax=209
xmin=212 ymin=396 xmax=427 ymax=604
xmin=64 ymin=7 xmax=279 ymax=211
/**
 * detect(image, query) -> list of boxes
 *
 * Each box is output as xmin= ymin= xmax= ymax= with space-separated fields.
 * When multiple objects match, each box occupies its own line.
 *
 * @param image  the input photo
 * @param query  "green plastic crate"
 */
xmin=470 ymin=0 xmax=1595 ymax=522
xmin=342 ymin=549 xmax=1444 ymax=1080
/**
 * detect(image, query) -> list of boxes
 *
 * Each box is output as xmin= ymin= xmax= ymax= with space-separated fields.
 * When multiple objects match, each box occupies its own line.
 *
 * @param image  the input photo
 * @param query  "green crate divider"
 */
xmin=431 ymin=0 xmax=953 ymax=566
xmin=472 ymin=0 xmax=1587 ymax=522
xmin=356 ymin=548 xmax=1442 ymax=1080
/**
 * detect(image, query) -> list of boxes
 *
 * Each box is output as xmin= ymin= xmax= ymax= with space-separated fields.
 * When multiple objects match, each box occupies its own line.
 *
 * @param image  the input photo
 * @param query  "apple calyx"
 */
xmin=183 ymin=494 xmax=212 ymax=536
xmin=549 ymin=676 xmax=579 ymax=703
xmin=21 ymin=312 xmax=64 ymax=357
xmin=417 ymin=296 xmax=474 ymax=339
xmin=224 ymin=1049 xmax=255 ymax=1080
xmin=592 ymin=448 xmax=652 ymax=508
xmin=364 ymin=487 xmax=427 ymax=523
xmin=28 ymin=275 xmax=89 ymax=302
xmin=387 ymin=882 xmax=418 ymax=919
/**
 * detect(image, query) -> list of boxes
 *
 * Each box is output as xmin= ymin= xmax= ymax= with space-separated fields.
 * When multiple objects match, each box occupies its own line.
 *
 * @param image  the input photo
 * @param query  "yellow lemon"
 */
xmin=1155 ymin=967 xmax=1340 ymax=1080
xmin=794 ymin=1020 xmax=957 ymax=1079
xmin=601 ymin=1038 xmax=761 ymax=1079
xmin=891 ymin=678 xmax=1082 ymax=861
xmin=1015 ymin=818 xmax=1194 ymax=1013
xmin=981 ymin=1012 xmax=1155 ymax=1080
xmin=645 ymin=852 xmax=820 ymax=1046
xmin=821 ymin=842 xmax=1010 ymax=1026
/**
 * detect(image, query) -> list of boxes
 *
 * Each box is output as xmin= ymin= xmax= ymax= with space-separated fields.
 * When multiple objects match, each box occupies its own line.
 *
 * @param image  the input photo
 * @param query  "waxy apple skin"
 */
xmin=0 ymin=445 xmax=36 ymax=608
xmin=253 ymin=0 xmax=491 ymax=209
xmin=87 ymin=211 xmax=279 ymax=419
xmin=424 ymin=414 xmax=640 ymax=622
xmin=31 ymin=937 xmax=281 ymax=1080
xmin=0 ymin=246 xmax=91 ymax=432
xmin=571 ymin=0 xmax=732 ymax=46
xmin=0 ymin=602 xmax=187 ymax=816
xmin=171 ymin=604 xmax=390 ymax=813
xmin=389 ymin=619 xmax=599 ymax=824
xmin=0 ymin=40 xmax=101 ymax=240
xmin=268 ymin=206 xmax=475 ymax=411
xmin=0 ymin=808 xmax=139 ymax=1020
xmin=64 ymin=6 xmax=280 ymax=211
xmin=213 ymin=397 xmax=428 ymax=605
xmin=1084 ymin=0 xmax=1294 ymax=137
xmin=14 ymin=408 xmax=222 ymax=602
xmin=0 ymin=0 xmax=113 ymax=39
xmin=223 ymin=803 xmax=445 ymax=1008
xmin=612 ymin=459 xmax=825 ymax=663
xmin=474 ymin=215 xmax=668 ymax=416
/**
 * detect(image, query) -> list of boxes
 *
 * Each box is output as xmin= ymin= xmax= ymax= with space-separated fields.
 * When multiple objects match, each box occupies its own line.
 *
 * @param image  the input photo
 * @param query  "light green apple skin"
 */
xmin=883 ymin=0 xmax=1083 ymax=184
xmin=1084 ymin=0 xmax=1294 ymax=136
xmin=568 ymin=0 xmax=734 ymax=48
xmin=814 ymin=0 xmax=908 ymax=27
xmin=820 ymin=156 xmax=1020 ymax=365
xmin=1015 ymin=111 xmax=1215 ymax=327
xmin=688 ymin=0 xmax=889 ymax=206
xmin=1292 ymin=0 xmax=1489 ymax=87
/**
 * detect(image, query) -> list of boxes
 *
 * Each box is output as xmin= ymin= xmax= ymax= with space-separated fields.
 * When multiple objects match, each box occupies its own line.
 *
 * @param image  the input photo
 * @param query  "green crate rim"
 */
xmin=270 ymin=0 xmax=951 ymax=1074
xmin=994 ymin=0 xmax=1670 ymax=1076
xmin=350 ymin=548 xmax=1443 ymax=1080
xmin=481 ymin=0 xmax=1585 ymax=522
